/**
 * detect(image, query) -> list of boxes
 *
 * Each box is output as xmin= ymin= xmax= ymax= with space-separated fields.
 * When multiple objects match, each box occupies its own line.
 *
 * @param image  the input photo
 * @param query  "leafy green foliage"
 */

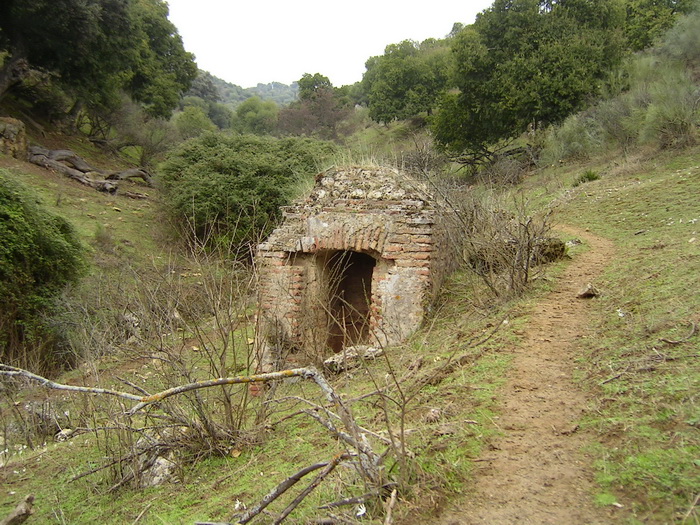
xmin=433 ymin=0 xmax=627 ymax=157
xmin=542 ymin=7 xmax=700 ymax=162
xmin=247 ymin=81 xmax=299 ymax=106
xmin=205 ymin=74 xmax=299 ymax=109
xmin=159 ymin=133 xmax=337 ymax=251
xmin=182 ymin=73 xmax=234 ymax=129
xmin=298 ymin=73 xmax=332 ymax=101
xmin=120 ymin=0 xmax=197 ymax=117
xmin=0 ymin=171 xmax=84 ymax=370
xmin=184 ymin=70 xmax=220 ymax=103
xmin=624 ymin=0 xmax=695 ymax=51
xmin=0 ymin=0 xmax=133 ymax=104
xmin=173 ymin=105 xmax=217 ymax=139
xmin=363 ymin=39 xmax=452 ymax=123
xmin=232 ymin=96 xmax=279 ymax=135
xmin=0 ymin=0 xmax=196 ymax=117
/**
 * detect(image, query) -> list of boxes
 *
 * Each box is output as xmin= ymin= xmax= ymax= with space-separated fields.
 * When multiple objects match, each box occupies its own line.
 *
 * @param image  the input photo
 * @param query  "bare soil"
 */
xmin=431 ymin=226 xmax=619 ymax=525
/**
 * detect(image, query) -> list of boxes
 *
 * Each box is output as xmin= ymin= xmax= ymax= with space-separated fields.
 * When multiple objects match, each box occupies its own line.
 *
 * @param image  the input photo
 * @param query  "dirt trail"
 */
xmin=433 ymin=226 xmax=617 ymax=525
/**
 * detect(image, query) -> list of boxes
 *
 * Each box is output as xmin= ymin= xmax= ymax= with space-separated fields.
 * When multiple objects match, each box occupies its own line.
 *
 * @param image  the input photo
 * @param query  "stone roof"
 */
xmin=300 ymin=165 xmax=433 ymax=209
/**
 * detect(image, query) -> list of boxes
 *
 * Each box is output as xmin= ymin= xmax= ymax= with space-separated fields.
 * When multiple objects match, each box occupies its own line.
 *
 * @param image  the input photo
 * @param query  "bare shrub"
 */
xmin=400 ymin=132 xmax=449 ymax=178
xmin=433 ymin=181 xmax=561 ymax=299
xmin=477 ymin=155 xmax=527 ymax=186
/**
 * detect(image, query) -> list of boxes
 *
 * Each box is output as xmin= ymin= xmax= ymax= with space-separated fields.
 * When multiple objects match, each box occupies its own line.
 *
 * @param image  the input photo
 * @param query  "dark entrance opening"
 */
xmin=321 ymin=251 xmax=376 ymax=353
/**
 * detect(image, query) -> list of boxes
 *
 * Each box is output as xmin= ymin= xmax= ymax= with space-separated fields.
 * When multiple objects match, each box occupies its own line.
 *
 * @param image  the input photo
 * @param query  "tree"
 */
xmin=232 ymin=96 xmax=279 ymax=135
xmin=173 ymin=105 xmax=217 ymax=139
xmin=278 ymin=74 xmax=351 ymax=139
xmin=433 ymin=0 xmax=627 ymax=158
xmin=0 ymin=0 xmax=196 ymax=117
xmin=298 ymin=73 xmax=332 ymax=100
xmin=184 ymin=70 xmax=220 ymax=103
xmin=121 ymin=0 xmax=197 ymax=117
xmin=0 ymin=0 xmax=133 ymax=104
xmin=362 ymin=39 xmax=452 ymax=123
xmin=624 ymin=0 xmax=695 ymax=51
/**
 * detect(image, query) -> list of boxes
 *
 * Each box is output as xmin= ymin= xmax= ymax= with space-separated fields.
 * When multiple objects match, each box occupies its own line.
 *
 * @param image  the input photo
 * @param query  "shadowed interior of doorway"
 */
xmin=318 ymin=250 xmax=376 ymax=353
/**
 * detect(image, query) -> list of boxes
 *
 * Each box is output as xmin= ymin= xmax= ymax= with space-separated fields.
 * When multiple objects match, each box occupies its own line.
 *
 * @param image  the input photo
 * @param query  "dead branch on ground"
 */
xmin=27 ymin=145 xmax=153 ymax=195
xmin=0 ymin=494 xmax=34 ymax=525
xmin=660 ymin=322 xmax=697 ymax=345
xmin=1 ymin=364 xmax=386 ymax=520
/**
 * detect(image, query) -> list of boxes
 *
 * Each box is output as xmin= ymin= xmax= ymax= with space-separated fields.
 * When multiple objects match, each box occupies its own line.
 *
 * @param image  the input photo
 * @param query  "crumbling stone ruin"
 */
xmin=255 ymin=165 xmax=451 ymax=371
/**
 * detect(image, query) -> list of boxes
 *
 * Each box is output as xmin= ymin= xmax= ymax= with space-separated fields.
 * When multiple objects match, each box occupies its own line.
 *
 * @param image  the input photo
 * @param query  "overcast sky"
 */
xmin=165 ymin=0 xmax=495 ymax=88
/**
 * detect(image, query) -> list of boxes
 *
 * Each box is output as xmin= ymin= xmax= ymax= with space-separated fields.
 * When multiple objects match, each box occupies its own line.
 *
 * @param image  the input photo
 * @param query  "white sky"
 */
xmin=165 ymin=0 xmax=495 ymax=89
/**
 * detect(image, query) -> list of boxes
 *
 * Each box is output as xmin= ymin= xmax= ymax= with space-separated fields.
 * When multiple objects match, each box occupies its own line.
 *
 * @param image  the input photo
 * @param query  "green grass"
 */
xmin=551 ymin=147 xmax=700 ymax=522
xmin=2 ymin=137 xmax=699 ymax=523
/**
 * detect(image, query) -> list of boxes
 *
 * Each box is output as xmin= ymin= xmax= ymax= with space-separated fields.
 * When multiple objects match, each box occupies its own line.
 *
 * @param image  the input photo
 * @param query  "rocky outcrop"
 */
xmin=0 ymin=117 xmax=27 ymax=159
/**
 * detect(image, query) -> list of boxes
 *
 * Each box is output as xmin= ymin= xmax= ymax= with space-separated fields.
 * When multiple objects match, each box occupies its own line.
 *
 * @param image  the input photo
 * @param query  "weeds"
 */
xmin=573 ymin=169 xmax=601 ymax=187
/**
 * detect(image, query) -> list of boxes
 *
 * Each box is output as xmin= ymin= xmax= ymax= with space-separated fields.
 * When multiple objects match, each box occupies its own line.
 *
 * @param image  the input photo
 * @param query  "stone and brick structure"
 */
xmin=255 ymin=165 xmax=450 ymax=370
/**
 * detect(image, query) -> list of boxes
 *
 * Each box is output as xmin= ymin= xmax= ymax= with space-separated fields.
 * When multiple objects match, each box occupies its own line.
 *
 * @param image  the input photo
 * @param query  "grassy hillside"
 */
xmin=0 ymin=136 xmax=698 ymax=524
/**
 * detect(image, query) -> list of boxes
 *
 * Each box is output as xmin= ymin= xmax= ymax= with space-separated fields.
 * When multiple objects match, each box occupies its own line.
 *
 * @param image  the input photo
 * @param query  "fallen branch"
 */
xmin=26 ymin=145 xmax=153 ymax=193
xmin=660 ymin=322 xmax=697 ymax=345
xmin=28 ymin=146 xmax=118 ymax=193
xmin=0 ymin=494 xmax=34 ymax=525
xmin=2 ymin=364 xmax=385 ymax=518
xmin=273 ymin=454 xmax=347 ymax=524
xmin=105 ymin=168 xmax=153 ymax=187
xmin=0 ymin=365 xmax=338 ymax=415
xmin=383 ymin=489 xmax=398 ymax=525
xmin=1 ymin=364 xmax=142 ymax=402
xmin=317 ymin=482 xmax=398 ymax=511
xmin=234 ymin=455 xmax=351 ymax=524
xmin=681 ymin=492 xmax=699 ymax=524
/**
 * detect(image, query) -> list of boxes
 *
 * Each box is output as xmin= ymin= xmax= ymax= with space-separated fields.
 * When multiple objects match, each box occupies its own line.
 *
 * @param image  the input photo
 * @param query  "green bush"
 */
xmin=573 ymin=170 xmax=601 ymax=187
xmin=639 ymin=69 xmax=698 ymax=148
xmin=540 ymin=112 xmax=606 ymax=163
xmin=0 ymin=171 xmax=85 ymax=371
xmin=159 ymin=132 xmax=337 ymax=252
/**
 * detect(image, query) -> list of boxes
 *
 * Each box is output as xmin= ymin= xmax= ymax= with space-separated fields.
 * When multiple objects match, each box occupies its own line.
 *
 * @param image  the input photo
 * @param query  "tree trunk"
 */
xmin=28 ymin=146 xmax=118 ymax=193
xmin=105 ymin=168 xmax=153 ymax=186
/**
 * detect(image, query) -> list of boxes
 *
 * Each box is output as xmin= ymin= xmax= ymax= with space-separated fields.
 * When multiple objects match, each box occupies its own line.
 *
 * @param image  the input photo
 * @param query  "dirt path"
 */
xmin=433 ymin=226 xmax=617 ymax=525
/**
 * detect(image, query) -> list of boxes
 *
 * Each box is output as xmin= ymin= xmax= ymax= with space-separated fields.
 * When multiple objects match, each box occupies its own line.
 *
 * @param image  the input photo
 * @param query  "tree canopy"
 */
xmin=432 ymin=0 xmax=628 ymax=157
xmin=0 ymin=0 xmax=196 ymax=117
xmin=278 ymin=73 xmax=351 ymax=139
xmin=233 ymin=96 xmax=279 ymax=135
xmin=362 ymin=39 xmax=452 ymax=123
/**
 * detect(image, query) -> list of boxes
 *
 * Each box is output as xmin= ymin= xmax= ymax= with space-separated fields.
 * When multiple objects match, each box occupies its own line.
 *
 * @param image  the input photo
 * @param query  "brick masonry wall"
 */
xmin=256 ymin=166 xmax=451 ymax=368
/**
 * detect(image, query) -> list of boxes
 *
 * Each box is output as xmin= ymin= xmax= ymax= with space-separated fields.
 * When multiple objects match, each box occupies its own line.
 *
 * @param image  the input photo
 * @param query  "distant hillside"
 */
xmin=209 ymin=74 xmax=299 ymax=107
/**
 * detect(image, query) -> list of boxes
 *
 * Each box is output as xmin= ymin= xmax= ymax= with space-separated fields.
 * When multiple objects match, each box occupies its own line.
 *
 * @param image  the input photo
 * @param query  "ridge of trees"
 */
xmin=190 ymin=71 xmax=300 ymax=109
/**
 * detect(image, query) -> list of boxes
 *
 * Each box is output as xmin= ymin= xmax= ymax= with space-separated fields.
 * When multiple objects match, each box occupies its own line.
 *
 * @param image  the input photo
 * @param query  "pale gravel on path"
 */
xmin=429 ymin=226 xmax=619 ymax=525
